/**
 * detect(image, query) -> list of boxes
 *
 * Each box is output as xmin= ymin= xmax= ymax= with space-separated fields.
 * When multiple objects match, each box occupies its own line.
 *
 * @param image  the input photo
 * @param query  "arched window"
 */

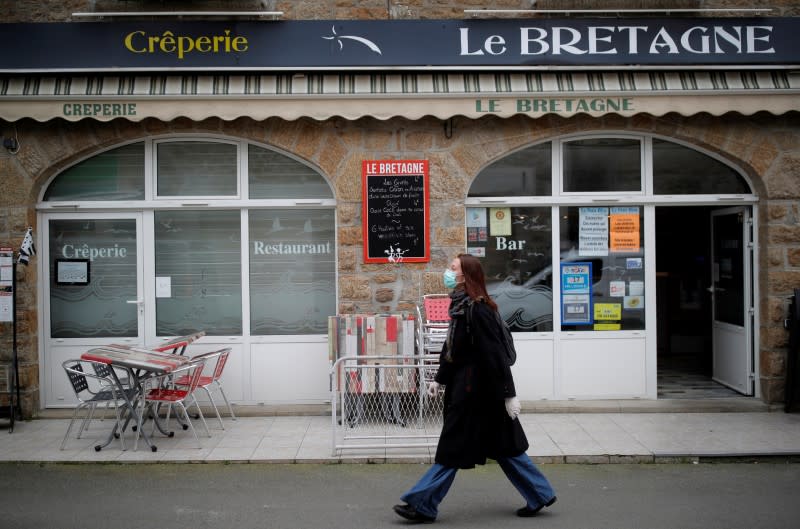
xmin=469 ymin=142 xmax=551 ymax=197
xmin=467 ymin=136 xmax=751 ymax=333
xmin=42 ymin=138 xmax=336 ymax=338
xmin=652 ymin=139 xmax=750 ymax=194
xmin=249 ymin=145 xmax=334 ymax=199
xmin=43 ymin=142 xmax=145 ymax=201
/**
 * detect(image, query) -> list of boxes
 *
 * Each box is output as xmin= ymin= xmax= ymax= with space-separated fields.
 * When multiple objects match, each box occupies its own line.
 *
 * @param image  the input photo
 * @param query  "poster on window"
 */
xmin=466 ymin=207 xmax=488 ymax=244
xmin=489 ymin=207 xmax=512 ymax=236
xmin=610 ymin=206 xmax=640 ymax=252
xmin=579 ymin=207 xmax=609 ymax=256
xmin=362 ymin=160 xmax=429 ymax=263
xmin=561 ymin=262 xmax=593 ymax=325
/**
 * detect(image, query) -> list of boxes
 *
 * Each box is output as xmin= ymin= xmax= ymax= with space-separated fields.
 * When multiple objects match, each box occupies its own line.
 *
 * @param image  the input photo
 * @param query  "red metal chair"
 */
xmin=417 ymin=294 xmax=451 ymax=355
xmin=174 ymin=348 xmax=236 ymax=429
xmin=415 ymin=295 xmax=451 ymax=413
xmin=134 ymin=357 xmax=210 ymax=451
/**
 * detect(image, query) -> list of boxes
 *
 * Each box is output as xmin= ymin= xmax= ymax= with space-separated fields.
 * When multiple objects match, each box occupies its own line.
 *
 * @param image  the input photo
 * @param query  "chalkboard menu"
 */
xmin=362 ymin=160 xmax=429 ymax=263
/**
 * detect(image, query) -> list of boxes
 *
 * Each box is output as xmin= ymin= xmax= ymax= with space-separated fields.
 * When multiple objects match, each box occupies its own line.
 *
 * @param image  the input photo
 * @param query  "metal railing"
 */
xmin=330 ymin=355 xmax=443 ymax=456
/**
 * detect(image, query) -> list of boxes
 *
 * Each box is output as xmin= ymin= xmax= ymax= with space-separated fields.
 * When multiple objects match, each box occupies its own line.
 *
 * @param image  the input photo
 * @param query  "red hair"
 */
xmin=457 ymin=253 xmax=498 ymax=311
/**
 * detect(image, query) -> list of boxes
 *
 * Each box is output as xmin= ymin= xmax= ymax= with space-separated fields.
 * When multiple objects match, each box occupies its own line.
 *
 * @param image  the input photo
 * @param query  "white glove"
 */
xmin=427 ymin=381 xmax=440 ymax=397
xmin=504 ymin=396 xmax=521 ymax=419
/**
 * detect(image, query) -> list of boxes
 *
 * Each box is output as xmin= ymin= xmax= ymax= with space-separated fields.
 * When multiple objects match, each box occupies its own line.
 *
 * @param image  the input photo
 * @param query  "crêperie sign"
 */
xmin=362 ymin=160 xmax=429 ymax=263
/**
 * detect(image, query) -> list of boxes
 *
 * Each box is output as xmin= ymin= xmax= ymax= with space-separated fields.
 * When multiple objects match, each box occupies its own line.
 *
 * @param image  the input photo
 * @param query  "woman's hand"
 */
xmin=504 ymin=396 xmax=521 ymax=419
xmin=427 ymin=381 xmax=440 ymax=397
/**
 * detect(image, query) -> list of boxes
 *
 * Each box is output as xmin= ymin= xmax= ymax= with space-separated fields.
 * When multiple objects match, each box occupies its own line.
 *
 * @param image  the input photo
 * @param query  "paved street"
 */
xmin=1 ymin=462 xmax=798 ymax=529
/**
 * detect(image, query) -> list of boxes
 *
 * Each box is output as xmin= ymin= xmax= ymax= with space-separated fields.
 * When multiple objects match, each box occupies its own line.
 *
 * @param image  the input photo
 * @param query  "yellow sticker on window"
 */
xmin=593 ymin=323 xmax=622 ymax=331
xmin=593 ymin=303 xmax=622 ymax=320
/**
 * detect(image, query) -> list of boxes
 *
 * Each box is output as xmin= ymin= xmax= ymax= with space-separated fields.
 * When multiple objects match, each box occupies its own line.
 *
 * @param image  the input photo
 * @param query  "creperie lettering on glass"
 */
xmin=459 ymin=25 xmax=775 ymax=56
xmin=124 ymin=29 xmax=248 ymax=59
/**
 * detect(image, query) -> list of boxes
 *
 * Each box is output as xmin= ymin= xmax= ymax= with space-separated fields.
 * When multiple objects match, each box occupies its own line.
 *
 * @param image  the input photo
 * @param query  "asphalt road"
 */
xmin=1 ymin=462 xmax=798 ymax=529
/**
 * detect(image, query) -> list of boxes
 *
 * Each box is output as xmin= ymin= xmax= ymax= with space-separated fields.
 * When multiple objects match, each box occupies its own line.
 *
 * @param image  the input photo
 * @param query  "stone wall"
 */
xmin=2 ymin=0 xmax=800 ymax=22
xmin=2 ymin=111 xmax=799 ymax=410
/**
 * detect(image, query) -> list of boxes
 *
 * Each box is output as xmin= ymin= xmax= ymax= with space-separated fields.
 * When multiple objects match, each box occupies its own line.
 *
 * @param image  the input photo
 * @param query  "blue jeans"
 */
xmin=400 ymin=453 xmax=555 ymax=519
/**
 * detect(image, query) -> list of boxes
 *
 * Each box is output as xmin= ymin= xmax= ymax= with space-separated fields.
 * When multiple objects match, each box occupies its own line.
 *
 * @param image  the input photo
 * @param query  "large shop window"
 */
xmin=43 ymin=143 xmax=145 ymax=201
xmin=154 ymin=210 xmax=242 ymax=336
xmin=44 ymin=138 xmax=336 ymax=340
xmin=48 ymin=218 xmax=138 ymax=338
xmin=466 ymin=206 xmax=553 ymax=332
xmin=249 ymin=209 xmax=336 ymax=335
xmin=465 ymin=135 xmax=752 ymax=335
xmin=559 ymin=206 xmax=645 ymax=331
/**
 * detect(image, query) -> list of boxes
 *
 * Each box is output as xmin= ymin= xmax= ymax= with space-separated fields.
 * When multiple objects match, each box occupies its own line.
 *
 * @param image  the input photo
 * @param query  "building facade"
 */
xmin=1 ymin=1 xmax=799 ymax=416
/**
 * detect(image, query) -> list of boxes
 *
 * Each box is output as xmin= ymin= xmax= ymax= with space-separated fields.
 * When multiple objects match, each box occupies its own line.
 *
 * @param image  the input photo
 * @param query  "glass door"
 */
xmin=43 ymin=213 xmax=144 ymax=406
xmin=710 ymin=206 xmax=753 ymax=395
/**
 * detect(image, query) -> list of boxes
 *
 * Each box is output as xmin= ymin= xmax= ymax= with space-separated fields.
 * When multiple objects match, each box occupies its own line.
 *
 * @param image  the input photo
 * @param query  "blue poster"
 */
xmin=561 ymin=262 xmax=592 ymax=325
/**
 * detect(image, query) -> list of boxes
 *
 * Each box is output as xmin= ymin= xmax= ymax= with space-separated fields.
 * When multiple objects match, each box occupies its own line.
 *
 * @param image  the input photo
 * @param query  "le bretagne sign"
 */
xmin=0 ymin=18 xmax=797 ymax=72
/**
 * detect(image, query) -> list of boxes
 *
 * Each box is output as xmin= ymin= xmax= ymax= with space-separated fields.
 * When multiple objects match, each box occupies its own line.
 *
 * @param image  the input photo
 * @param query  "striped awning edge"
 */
xmin=1 ymin=70 xmax=798 ymax=122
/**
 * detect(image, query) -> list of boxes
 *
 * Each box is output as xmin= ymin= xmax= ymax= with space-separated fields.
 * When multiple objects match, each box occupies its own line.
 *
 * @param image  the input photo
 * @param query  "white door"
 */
xmin=43 ymin=213 xmax=144 ymax=406
xmin=710 ymin=207 xmax=753 ymax=395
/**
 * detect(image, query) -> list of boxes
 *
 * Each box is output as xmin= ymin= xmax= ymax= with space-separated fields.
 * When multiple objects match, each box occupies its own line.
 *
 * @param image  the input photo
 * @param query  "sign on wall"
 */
xmin=0 ymin=247 xmax=13 ymax=323
xmin=362 ymin=160 xmax=429 ymax=263
xmin=0 ymin=18 xmax=796 ymax=72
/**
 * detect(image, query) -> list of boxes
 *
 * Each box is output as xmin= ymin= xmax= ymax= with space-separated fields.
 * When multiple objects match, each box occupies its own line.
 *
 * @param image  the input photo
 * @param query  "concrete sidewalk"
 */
xmin=2 ymin=400 xmax=799 ymax=464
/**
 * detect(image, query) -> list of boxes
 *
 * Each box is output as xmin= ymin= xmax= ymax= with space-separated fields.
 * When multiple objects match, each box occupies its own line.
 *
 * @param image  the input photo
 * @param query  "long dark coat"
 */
xmin=433 ymin=294 xmax=529 ymax=469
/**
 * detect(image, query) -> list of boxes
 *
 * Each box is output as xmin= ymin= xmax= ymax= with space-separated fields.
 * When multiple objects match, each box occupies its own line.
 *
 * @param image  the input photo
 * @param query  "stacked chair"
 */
xmin=416 ymin=294 xmax=452 ymax=375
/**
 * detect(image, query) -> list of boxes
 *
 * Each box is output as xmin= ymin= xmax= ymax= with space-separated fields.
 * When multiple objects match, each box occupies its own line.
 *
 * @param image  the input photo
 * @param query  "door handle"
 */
xmin=126 ymin=299 xmax=144 ymax=314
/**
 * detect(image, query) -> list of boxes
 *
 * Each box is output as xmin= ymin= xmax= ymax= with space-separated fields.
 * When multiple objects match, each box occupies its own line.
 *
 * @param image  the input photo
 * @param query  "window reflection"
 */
xmin=468 ymin=207 xmax=553 ymax=332
xmin=559 ymin=206 xmax=646 ymax=331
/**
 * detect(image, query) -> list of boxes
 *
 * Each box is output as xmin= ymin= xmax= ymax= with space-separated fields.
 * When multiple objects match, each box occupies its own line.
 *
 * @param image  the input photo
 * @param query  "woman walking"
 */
xmin=393 ymin=253 xmax=556 ymax=523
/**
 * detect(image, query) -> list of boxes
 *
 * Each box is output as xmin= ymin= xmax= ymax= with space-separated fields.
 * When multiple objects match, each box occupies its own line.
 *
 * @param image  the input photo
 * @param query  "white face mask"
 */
xmin=443 ymin=269 xmax=459 ymax=289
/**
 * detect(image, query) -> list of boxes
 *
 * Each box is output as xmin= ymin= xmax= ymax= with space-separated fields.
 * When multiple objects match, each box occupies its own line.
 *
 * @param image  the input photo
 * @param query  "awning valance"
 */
xmin=1 ymin=71 xmax=798 ymax=123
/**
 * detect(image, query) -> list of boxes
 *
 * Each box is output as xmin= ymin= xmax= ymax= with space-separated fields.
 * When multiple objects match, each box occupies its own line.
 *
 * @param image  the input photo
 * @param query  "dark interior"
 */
xmin=656 ymin=206 xmax=743 ymax=398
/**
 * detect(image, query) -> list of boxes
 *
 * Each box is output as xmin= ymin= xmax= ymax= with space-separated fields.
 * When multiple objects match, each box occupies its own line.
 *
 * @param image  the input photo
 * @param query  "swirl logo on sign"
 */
xmin=322 ymin=26 xmax=382 ymax=55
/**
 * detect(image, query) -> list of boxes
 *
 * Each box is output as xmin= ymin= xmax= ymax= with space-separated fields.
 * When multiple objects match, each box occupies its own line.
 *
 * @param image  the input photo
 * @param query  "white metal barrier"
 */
xmin=330 ymin=354 xmax=443 ymax=456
